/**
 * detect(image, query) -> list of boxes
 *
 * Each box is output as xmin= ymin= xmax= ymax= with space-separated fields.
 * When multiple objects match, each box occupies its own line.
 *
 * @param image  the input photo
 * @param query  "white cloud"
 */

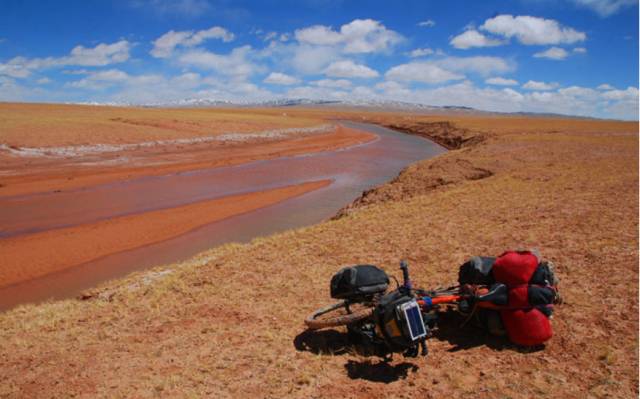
xmin=263 ymin=31 xmax=278 ymax=41
xmin=450 ymin=29 xmax=505 ymax=49
xmin=285 ymin=85 xmax=349 ymax=100
xmin=533 ymin=47 xmax=569 ymax=60
xmin=263 ymin=72 xmax=300 ymax=85
xmin=324 ymin=60 xmax=379 ymax=78
xmin=558 ymin=85 xmax=599 ymax=99
xmin=151 ymin=26 xmax=234 ymax=58
xmin=386 ymin=80 xmax=528 ymax=111
xmin=289 ymin=44 xmax=339 ymax=74
xmin=437 ymin=56 xmax=513 ymax=76
xmin=65 ymin=41 xmax=131 ymax=66
xmin=571 ymin=0 xmax=638 ymax=17
xmin=36 ymin=77 xmax=51 ymax=84
xmin=522 ymin=80 xmax=559 ymax=90
xmin=295 ymin=25 xmax=343 ymax=46
xmin=0 ymin=40 xmax=131 ymax=78
xmin=485 ymin=77 xmax=518 ymax=86
xmin=294 ymin=19 xmax=403 ymax=54
xmin=597 ymin=83 xmax=614 ymax=90
xmin=385 ymin=62 xmax=464 ymax=84
xmin=370 ymin=80 xmax=637 ymax=120
xmin=573 ymin=47 xmax=587 ymax=53
xmin=481 ymin=15 xmax=586 ymax=45
xmin=418 ymin=20 xmax=436 ymax=27
xmin=409 ymin=48 xmax=434 ymax=57
xmin=385 ymin=56 xmax=511 ymax=84
xmin=375 ymin=80 xmax=412 ymax=97
xmin=311 ymin=79 xmax=352 ymax=88
xmin=0 ymin=59 xmax=32 ymax=78
xmin=601 ymin=86 xmax=639 ymax=101
xmin=172 ymin=72 xmax=202 ymax=88
xmin=178 ymin=46 xmax=258 ymax=78
xmin=68 ymin=69 xmax=134 ymax=90
xmin=351 ymin=85 xmax=377 ymax=98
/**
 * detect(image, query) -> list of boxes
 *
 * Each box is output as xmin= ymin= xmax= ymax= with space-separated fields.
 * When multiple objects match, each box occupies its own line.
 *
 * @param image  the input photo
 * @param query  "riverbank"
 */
xmin=0 ymin=112 xmax=637 ymax=398
xmin=0 ymin=179 xmax=330 ymax=288
xmin=0 ymin=121 xmax=443 ymax=308
xmin=0 ymin=123 xmax=373 ymax=198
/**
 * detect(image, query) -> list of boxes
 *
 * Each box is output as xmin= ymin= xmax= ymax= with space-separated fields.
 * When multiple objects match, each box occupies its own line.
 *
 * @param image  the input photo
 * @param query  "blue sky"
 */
xmin=0 ymin=0 xmax=638 ymax=119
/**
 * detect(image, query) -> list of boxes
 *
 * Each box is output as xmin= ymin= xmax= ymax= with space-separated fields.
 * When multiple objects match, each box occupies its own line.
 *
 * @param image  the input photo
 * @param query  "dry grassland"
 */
xmin=0 ymin=110 xmax=637 ymax=398
xmin=0 ymin=103 xmax=321 ymax=147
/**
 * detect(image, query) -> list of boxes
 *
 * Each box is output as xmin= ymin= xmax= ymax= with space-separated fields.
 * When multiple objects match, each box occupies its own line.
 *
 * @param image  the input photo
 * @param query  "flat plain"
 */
xmin=0 ymin=105 xmax=637 ymax=398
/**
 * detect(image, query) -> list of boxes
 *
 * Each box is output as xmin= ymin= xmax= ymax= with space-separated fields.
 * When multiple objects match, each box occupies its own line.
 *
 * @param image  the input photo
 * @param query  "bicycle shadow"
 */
xmin=293 ymin=311 xmax=544 ymax=383
xmin=293 ymin=329 xmax=420 ymax=383
xmin=344 ymin=360 xmax=418 ymax=383
xmin=293 ymin=329 xmax=351 ymax=356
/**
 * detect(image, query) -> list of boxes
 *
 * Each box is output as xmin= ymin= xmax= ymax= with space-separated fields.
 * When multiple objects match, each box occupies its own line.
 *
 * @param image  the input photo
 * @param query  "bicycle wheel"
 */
xmin=305 ymin=301 xmax=374 ymax=330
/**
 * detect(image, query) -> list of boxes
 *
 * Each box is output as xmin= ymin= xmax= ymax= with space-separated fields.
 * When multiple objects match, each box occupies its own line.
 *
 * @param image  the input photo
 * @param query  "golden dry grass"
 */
xmin=0 ymin=103 xmax=321 ymax=147
xmin=0 ymin=111 xmax=637 ymax=398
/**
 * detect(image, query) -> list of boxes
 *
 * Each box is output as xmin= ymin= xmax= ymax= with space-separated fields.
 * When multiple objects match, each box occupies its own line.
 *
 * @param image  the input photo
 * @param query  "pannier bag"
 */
xmin=330 ymin=264 xmax=389 ymax=300
xmin=458 ymin=250 xmax=559 ymax=346
xmin=458 ymin=256 xmax=496 ymax=285
xmin=374 ymin=290 xmax=430 ymax=357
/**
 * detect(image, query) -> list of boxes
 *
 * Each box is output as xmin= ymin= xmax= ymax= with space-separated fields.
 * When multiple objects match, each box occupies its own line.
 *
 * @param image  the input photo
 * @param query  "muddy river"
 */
xmin=0 ymin=122 xmax=445 ymax=310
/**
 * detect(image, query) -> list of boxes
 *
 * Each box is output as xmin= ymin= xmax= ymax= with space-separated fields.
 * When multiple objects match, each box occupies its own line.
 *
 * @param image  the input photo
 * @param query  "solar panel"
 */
xmin=399 ymin=300 xmax=427 ymax=341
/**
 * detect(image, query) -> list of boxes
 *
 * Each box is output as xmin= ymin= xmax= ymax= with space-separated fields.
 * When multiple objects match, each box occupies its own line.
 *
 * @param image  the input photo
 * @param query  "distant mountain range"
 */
xmin=72 ymin=98 xmax=597 ymax=120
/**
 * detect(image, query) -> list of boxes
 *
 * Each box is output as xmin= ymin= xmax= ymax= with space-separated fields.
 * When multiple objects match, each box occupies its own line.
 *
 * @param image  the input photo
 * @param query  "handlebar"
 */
xmin=400 ymin=259 xmax=412 ymax=290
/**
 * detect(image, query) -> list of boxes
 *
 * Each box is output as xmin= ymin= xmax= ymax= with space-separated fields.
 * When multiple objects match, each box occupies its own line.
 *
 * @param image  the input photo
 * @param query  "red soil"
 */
xmin=0 ymin=179 xmax=330 ymax=288
xmin=0 ymin=125 xmax=373 ymax=197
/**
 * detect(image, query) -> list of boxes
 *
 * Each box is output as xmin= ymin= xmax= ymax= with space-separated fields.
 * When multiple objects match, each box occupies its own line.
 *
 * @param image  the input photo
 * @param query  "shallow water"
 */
xmin=0 ymin=122 xmax=445 ymax=310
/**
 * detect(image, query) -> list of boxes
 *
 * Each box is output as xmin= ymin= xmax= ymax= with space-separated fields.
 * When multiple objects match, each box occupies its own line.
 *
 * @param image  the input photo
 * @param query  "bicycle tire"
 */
xmin=305 ymin=301 xmax=374 ymax=330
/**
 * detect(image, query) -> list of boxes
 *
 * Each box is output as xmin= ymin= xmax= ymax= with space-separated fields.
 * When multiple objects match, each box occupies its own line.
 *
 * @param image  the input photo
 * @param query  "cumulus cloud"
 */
xmin=597 ymin=83 xmax=614 ymax=90
xmin=373 ymin=80 xmax=637 ymax=120
xmin=522 ymin=80 xmax=559 ymax=90
xmin=485 ymin=77 xmax=518 ymax=86
xmin=450 ymin=29 xmax=505 ymax=49
xmin=385 ymin=62 xmax=464 ymax=84
xmin=601 ymin=86 xmax=639 ymax=101
xmin=533 ymin=47 xmax=569 ymax=60
xmin=294 ymin=19 xmax=403 ymax=54
xmin=571 ymin=0 xmax=638 ymax=17
xmin=481 ymin=15 xmax=586 ymax=45
xmin=418 ymin=20 xmax=436 ymax=27
xmin=385 ymin=56 xmax=511 ymax=84
xmin=285 ymin=85 xmax=349 ymax=100
xmin=573 ymin=47 xmax=587 ymax=53
xmin=311 ymin=79 xmax=352 ymax=88
xmin=409 ymin=48 xmax=434 ymax=57
xmin=65 ymin=41 xmax=131 ymax=66
xmin=289 ymin=44 xmax=340 ymax=74
xmin=178 ymin=46 xmax=259 ymax=78
xmin=375 ymin=80 xmax=412 ymax=97
xmin=68 ymin=69 xmax=131 ymax=90
xmin=151 ymin=26 xmax=234 ymax=58
xmin=437 ymin=56 xmax=513 ymax=76
xmin=0 ymin=59 xmax=32 ymax=78
xmin=263 ymin=72 xmax=300 ymax=85
xmin=0 ymin=40 xmax=131 ymax=78
xmin=324 ymin=60 xmax=379 ymax=78
xmin=295 ymin=25 xmax=343 ymax=46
